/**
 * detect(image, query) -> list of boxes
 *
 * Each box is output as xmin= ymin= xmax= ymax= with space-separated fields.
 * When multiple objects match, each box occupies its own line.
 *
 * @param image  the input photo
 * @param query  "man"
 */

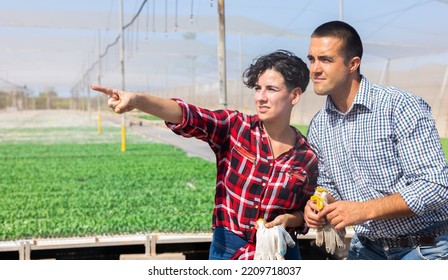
xmin=304 ymin=20 xmax=448 ymax=260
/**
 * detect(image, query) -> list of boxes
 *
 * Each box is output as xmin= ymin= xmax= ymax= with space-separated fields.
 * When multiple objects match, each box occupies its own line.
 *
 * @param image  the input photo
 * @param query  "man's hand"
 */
xmin=319 ymin=200 xmax=364 ymax=229
xmin=91 ymin=84 xmax=137 ymax=114
xmin=320 ymin=193 xmax=415 ymax=230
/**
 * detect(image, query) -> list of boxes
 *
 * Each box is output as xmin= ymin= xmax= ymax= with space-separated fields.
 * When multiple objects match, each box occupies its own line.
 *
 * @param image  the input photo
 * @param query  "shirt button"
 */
xmin=255 ymin=205 xmax=258 ymax=209
xmin=262 ymin=183 xmax=266 ymax=186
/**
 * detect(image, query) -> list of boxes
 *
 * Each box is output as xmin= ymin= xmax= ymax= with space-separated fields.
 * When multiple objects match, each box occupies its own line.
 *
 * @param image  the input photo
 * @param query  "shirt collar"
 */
xmin=325 ymin=75 xmax=373 ymax=114
xmin=253 ymin=118 xmax=305 ymax=150
xmin=251 ymin=115 xmax=261 ymax=129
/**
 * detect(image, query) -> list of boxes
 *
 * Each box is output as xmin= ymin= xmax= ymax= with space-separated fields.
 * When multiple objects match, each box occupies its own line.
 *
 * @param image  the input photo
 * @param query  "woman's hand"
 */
xmin=91 ymin=84 xmax=137 ymax=114
xmin=263 ymin=212 xmax=304 ymax=229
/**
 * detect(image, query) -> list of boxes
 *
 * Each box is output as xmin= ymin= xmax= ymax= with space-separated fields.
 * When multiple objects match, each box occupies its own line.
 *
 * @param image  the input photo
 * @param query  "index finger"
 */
xmin=306 ymin=198 xmax=319 ymax=213
xmin=318 ymin=202 xmax=335 ymax=218
xmin=90 ymin=84 xmax=115 ymax=97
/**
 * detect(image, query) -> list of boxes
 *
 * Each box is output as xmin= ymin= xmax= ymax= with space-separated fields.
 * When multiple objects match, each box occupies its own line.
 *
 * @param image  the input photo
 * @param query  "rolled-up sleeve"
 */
xmin=395 ymin=97 xmax=448 ymax=215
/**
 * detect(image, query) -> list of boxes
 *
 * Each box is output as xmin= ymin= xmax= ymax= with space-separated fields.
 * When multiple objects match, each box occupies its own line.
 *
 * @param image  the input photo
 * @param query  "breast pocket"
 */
xmin=225 ymin=145 xmax=256 ymax=192
xmin=268 ymin=167 xmax=308 ymax=209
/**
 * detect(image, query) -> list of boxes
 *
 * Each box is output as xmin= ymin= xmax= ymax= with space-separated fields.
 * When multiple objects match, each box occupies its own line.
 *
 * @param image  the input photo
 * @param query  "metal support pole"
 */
xmin=339 ymin=0 xmax=344 ymax=21
xmin=434 ymin=65 xmax=448 ymax=137
xmin=238 ymin=33 xmax=243 ymax=111
xmin=119 ymin=0 xmax=127 ymax=152
xmin=379 ymin=58 xmax=390 ymax=85
xmin=217 ymin=0 xmax=227 ymax=108
xmin=97 ymin=30 xmax=102 ymax=135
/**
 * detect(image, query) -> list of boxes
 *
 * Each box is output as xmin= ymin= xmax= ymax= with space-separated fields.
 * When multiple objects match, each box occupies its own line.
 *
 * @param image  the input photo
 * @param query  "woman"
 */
xmin=91 ymin=50 xmax=318 ymax=260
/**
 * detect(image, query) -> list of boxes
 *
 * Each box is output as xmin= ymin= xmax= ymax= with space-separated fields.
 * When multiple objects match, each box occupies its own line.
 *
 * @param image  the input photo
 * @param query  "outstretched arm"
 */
xmin=91 ymin=84 xmax=183 ymax=124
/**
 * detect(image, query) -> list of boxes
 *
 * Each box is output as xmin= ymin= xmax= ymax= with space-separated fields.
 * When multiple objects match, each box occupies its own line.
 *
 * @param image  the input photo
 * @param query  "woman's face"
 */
xmin=253 ymin=69 xmax=298 ymax=124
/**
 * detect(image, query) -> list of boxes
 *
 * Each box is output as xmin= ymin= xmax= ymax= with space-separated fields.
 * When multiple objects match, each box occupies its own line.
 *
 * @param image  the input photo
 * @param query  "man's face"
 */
xmin=307 ymin=36 xmax=351 ymax=97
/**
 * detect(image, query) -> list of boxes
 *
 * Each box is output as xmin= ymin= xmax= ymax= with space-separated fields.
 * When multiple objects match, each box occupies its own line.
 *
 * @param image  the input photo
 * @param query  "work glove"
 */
xmin=254 ymin=218 xmax=295 ymax=260
xmin=310 ymin=187 xmax=346 ymax=255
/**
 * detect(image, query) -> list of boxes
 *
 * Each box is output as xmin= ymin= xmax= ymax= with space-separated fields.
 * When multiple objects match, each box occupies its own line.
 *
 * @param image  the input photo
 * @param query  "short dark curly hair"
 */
xmin=242 ymin=49 xmax=309 ymax=92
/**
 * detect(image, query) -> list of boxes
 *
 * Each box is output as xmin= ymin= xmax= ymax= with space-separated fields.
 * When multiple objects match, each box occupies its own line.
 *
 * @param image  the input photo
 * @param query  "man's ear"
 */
xmin=349 ymin=56 xmax=361 ymax=73
xmin=291 ymin=87 xmax=303 ymax=106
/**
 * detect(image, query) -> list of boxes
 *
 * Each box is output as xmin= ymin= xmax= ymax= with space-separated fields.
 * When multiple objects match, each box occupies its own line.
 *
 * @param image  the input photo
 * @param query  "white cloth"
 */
xmin=311 ymin=188 xmax=346 ymax=254
xmin=254 ymin=219 xmax=295 ymax=260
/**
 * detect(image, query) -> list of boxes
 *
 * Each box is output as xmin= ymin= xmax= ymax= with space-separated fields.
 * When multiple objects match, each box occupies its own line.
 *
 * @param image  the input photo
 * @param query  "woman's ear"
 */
xmin=291 ymin=87 xmax=303 ymax=106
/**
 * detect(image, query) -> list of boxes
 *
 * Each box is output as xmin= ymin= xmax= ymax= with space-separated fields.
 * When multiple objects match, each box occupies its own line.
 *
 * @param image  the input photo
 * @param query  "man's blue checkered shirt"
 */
xmin=307 ymin=76 xmax=448 ymax=238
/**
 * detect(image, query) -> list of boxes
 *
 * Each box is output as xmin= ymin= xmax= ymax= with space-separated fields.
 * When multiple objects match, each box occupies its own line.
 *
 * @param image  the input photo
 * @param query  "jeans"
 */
xmin=208 ymin=226 xmax=301 ymax=260
xmin=348 ymin=230 xmax=448 ymax=260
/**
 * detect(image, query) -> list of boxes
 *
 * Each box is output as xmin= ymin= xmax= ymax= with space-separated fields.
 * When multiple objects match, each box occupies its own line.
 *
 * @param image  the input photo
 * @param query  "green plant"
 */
xmin=0 ymin=142 xmax=216 ymax=240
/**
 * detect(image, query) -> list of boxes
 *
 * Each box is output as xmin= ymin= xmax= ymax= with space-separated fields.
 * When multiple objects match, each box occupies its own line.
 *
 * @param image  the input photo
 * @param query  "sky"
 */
xmin=1 ymin=0 xmax=448 ymax=97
